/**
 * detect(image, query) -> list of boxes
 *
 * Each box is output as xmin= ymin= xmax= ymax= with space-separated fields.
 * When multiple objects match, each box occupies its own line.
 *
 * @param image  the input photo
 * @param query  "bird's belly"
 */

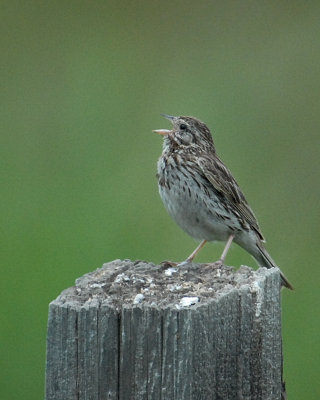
xmin=159 ymin=182 xmax=233 ymax=242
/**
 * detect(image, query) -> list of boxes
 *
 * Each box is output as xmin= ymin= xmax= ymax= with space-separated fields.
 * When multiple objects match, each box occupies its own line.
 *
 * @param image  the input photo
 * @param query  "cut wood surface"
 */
xmin=45 ymin=259 xmax=285 ymax=400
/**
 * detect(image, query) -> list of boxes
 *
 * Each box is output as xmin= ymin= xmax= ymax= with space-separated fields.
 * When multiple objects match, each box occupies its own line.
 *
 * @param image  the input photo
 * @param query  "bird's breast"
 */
xmin=157 ymin=154 xmax=237 ymax=241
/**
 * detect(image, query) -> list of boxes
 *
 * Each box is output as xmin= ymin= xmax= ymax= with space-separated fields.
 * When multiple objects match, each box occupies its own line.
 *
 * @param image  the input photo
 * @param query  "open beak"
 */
xmin=153 ymin=114 xmax=176 ymax=135
xmin=152 ymin=129 xmax=172 ymax=135
xmin=160 ymin=114 xmax=175 ymax=121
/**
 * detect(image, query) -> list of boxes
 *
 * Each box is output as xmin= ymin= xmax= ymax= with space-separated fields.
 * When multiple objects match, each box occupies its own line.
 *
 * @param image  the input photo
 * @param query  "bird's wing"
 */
xmin=195 ymin=154 xmax=265 ymax=241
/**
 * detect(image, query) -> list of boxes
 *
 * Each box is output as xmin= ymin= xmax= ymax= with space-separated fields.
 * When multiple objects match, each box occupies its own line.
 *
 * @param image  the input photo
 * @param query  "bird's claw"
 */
xmin=161 ymin=260 xmax=178 ymax=267
xmin=177 ymin=260 xmax=192 ymax=267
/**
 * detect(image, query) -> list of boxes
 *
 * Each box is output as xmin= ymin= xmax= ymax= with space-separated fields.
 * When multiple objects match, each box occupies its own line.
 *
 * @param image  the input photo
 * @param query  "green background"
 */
xmin=1 ymin=1 xmax=319 ymax=399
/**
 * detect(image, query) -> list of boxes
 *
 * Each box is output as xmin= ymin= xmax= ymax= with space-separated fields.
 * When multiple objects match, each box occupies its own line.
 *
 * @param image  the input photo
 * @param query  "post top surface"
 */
xmin=51 ymin=259 xmax=280 ymax=311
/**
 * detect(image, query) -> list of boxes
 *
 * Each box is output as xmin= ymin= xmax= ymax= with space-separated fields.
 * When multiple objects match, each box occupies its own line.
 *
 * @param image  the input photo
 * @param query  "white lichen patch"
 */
xmin=133 ymin=294 xmax=145 ymax=304
xmin=164 ymin=267 xmax=178 ymax=276
xmin=179 ymin=296 xmax=199 ymax=307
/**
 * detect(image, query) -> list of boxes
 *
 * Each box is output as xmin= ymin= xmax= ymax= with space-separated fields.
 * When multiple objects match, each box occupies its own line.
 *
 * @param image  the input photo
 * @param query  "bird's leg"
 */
xmin=177 ymin=240 xmax=207 ymax=266
xmin=186 ymin=239 xmax=208 ymax=262
xmin=218 ymin=234 xmax=234 ymax=264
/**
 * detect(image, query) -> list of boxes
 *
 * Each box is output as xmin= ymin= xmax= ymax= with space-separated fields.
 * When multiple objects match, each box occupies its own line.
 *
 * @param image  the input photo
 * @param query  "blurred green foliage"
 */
xmin=1 ymin=1 xmax=319 ymax=399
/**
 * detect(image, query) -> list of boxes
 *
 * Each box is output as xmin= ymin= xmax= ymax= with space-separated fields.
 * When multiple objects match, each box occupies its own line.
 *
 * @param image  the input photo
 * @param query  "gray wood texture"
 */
xmin=45 ymin=259 xmax=284 ymax=400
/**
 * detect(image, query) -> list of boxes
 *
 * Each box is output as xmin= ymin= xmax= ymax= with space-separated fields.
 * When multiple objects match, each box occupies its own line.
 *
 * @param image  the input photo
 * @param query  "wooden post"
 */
xmin=45 ymin=259 xmax=286 ymax=400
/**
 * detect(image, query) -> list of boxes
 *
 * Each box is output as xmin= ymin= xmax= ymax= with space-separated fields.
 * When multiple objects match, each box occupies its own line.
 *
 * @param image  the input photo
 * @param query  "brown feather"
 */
xmin=196 ymin=154 xmax=265 ymax=241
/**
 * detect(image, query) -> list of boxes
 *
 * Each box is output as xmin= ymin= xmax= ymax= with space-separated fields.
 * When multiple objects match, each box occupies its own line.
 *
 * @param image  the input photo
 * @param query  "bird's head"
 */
xmin=153 ymin=114 xmax=215 ymax=152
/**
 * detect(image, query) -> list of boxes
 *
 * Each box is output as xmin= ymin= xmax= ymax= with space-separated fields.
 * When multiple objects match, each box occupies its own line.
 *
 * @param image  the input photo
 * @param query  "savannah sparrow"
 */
xmin=153 ymin=114 xmax=293 ymax=290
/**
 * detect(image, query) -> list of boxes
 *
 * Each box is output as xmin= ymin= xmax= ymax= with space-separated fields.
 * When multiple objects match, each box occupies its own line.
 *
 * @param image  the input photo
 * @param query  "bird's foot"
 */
xmin=161 ymin=260 xmax=178 ymax=267
xmin=176 ymin=259 xmax=192 ymax=267
xmin=209 ymin=259 xmax=224 ymax=267
xmin=161 ymin=259 xmax=193 ymax=268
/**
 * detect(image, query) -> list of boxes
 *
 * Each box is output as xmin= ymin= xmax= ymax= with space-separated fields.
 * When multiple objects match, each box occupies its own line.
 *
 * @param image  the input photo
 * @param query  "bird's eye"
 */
xmin=180 ymin=124 xmax=187 ymax=130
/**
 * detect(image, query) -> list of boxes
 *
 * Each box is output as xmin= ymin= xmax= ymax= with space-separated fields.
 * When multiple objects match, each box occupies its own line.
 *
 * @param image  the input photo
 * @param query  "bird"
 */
xmin=153 ymin=114 xmax=293 ymax=290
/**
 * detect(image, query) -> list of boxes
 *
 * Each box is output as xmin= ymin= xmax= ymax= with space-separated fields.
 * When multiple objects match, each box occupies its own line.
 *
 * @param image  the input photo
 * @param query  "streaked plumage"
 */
xmin=154 ymin=114 xmax=293 ymax=290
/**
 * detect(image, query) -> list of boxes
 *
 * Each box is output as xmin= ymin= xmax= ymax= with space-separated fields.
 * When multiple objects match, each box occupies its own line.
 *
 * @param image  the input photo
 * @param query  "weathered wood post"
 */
xmin=45 ymin=259 xmax=286 ymax=400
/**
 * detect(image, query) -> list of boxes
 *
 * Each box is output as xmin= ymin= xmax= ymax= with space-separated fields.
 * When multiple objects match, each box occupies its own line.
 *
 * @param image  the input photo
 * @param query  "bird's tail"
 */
xmin=255 ymin=242 xmax=294 ymax=290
